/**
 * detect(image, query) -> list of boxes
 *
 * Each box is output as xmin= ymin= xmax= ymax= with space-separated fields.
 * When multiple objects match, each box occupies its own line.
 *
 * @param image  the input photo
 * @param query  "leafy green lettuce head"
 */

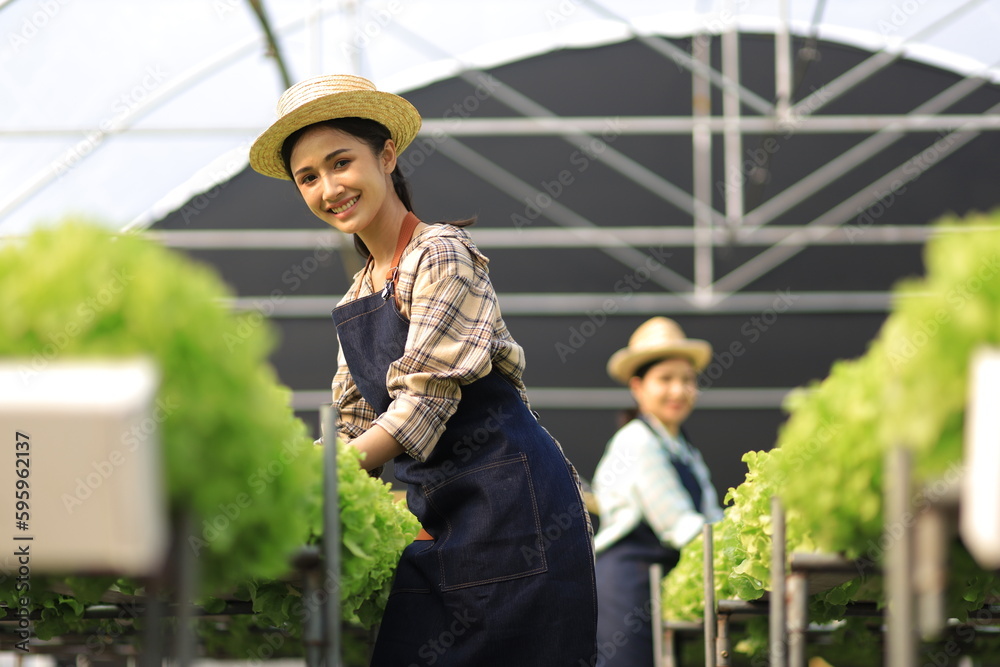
xmin=0 ymin=220 xmax=318 ymax=592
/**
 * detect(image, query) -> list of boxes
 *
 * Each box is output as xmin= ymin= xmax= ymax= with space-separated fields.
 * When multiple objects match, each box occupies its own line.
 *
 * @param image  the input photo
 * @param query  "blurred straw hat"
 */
xmin=607 ymin=317 xmax=712 ymax=384
xmin=249 ymin=74 xmax=422 ymax=180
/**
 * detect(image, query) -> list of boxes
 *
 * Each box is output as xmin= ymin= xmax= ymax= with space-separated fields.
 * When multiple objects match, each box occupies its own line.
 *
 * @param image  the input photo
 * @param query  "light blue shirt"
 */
xmin=592 ymin=417 xmax=723 ymax=553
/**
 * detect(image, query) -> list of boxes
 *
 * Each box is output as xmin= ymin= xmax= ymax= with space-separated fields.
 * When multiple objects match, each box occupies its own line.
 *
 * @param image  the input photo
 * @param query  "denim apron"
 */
xmin=593 ymin=418 xmax=704 ymax=667
xmin=332 ymin=213 xmax=597 ymax=666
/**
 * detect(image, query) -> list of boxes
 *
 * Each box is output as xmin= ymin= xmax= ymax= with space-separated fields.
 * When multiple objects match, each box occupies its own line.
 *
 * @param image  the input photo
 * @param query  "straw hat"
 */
xmin=607 ymin=317 xmax=713 ymax=384
xmin=249 ymin=74 xmax=422 ymax=180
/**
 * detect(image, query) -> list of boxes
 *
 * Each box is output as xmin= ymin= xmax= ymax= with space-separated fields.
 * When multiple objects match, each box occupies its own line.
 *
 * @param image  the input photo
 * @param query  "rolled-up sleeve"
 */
xmin=372 ymin=237 xmax=498 ymax=460
xmin=626 ymin=430 xmax=708 ymax=550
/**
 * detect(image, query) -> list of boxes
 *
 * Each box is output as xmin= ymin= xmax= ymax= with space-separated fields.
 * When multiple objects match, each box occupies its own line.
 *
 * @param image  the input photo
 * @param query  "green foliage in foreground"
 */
xmin=663 ymin=210 xmax=1000 ymax=662
xmin=0 ymin=221 xmax=417 ymax=654
xmin=244 ymin=441 xmax=418 ymax=633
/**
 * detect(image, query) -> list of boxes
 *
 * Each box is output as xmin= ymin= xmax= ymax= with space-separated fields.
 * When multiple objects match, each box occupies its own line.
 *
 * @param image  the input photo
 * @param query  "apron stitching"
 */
xmin=440 ymin=567 xmax=550 ymax=592
xmin=391 ymin=302 xmax=411 ymax=325
xmin=331 ymin=297 xmax=390 ymax=325
xmin=422 ymin=452 xmax=526 ymax=494
xmin=520 ymin=456 xmax=548 ymax=572
xmin=423 ymin=453 xmax=551 ymax=592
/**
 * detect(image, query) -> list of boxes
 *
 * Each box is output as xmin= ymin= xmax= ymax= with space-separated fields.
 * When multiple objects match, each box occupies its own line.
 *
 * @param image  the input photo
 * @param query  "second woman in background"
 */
xmin=592 ymin=316 xmax=724 ymax=667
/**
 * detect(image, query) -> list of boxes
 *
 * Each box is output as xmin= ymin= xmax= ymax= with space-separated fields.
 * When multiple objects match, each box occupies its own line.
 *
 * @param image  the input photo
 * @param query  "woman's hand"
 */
xmin=349 ymin=424 xmax=406 ymax=471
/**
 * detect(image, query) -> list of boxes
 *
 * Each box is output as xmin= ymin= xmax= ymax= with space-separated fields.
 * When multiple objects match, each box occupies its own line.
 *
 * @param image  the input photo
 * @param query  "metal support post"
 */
xmin=140 ymin=573 xmax=165 ymax=667
xmin=770 ymin=496 xmax=787 ymax=667
xmin=663 ymin=627 xmax=677 ymax=667
xmin=172 ymin=511 xmax=197 ymax=666
xmin=886 ymin=447 xmax=916 ymax=667
xmin=722 ymin=0 xmax=744 ymax=234
xmin=692 ymin=28 xmax=714 ymax=301
xmin=775 ymin=0 xmax=793 ymax=121
xmin=716 ymin=613 xmax=731 ymax=666
xmin=322 ymin=405 xmax=343 ymax=667
xmin=704 ymin=524 xmax=717 ymax=667
xmin=915 ymin=504 xmax=950 ymax=639
xmin=296 ymin=547 xmax=324 ymax=667
xmin=650 ymin=563 xmax=664 ymax=667
xmin=787 ymin=570 xmax=808 ymax=667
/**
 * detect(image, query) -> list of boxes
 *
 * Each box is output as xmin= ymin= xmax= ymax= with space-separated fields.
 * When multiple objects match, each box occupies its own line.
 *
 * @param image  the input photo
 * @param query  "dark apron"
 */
xmin=332 ymin=213 xmax=597 ymax=666
xmin=593 ymin=419 xmax=704 ymax=667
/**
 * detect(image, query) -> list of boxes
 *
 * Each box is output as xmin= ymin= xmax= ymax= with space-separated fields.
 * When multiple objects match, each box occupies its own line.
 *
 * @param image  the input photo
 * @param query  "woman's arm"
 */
xmin=373 ymin=232 xmax=500 ymax=461
xmin=622 ymin=425 xmax=708 ymax=550
xmin=348 ymin=423 xmax=406 ymax=471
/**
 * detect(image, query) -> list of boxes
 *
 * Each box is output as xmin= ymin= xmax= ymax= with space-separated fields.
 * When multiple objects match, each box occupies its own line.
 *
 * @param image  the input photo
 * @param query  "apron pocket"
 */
xmin=388 ymin=540 xmax=435 ymax=596
xmin=424 ymin=453 xmax=548 ymax=591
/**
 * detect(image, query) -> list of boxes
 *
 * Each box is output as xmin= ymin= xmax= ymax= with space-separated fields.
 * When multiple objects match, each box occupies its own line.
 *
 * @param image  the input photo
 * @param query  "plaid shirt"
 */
xmin=592 ymin=417 xmax=723 ymax=553
xmin=332 ymin=224 xmax=530 ymax=461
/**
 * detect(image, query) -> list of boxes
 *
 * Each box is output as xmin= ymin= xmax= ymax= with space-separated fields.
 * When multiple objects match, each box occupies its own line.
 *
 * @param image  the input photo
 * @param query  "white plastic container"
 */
xmin=962 ymin=347 xmax=1000 ymax=570
xmin=0 ymin=358 xmax=167 ymax=576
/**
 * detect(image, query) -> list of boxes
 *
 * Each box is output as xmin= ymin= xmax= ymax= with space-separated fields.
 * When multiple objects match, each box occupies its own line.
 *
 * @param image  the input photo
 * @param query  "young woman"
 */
xmin=249 ymin=75 xmax=597 ymax=666
xmin=592 ymin=317 xmax=724 ymax=667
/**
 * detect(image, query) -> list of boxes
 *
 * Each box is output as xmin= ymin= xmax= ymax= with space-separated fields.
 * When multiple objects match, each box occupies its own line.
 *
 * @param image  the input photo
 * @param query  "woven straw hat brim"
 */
xmin=607 ymin=341 xmax=713 ymax=385
xmin=249 ymin=89 xmax=421 ymax=180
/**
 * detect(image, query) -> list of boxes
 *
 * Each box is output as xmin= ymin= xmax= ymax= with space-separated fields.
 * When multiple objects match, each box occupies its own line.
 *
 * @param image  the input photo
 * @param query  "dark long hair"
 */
xmin=281 ymin=117 xmax=474 ymax=259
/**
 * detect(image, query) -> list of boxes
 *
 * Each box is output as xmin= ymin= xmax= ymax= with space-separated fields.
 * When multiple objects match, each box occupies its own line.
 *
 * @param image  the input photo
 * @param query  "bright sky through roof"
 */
xmin=1 ymin=0 xmax=998 ymax=238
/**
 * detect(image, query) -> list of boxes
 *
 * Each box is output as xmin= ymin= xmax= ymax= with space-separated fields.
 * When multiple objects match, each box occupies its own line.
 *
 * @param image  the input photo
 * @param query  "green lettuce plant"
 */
xmin=0 ymin=220 xmax=416 ymax=650
xmin=662 ymin=210 xmax=1000 ymax=662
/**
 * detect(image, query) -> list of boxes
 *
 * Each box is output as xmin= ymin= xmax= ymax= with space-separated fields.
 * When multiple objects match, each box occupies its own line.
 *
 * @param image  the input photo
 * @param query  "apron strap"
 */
xmin=382 ymin=211 xmax=422 ymax=306
xmin=636 ymin=416 xmax=704 ymax=512
xmin=351 ymin=211 xmax=423 ymax=302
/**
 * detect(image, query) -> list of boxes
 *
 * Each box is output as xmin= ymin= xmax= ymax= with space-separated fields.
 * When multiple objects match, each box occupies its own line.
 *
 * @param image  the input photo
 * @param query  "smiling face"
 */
xmin=629 ymin=356 xmax=698 ymax=435
xmin=288 ymin=124 xmax=398 ymax=235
